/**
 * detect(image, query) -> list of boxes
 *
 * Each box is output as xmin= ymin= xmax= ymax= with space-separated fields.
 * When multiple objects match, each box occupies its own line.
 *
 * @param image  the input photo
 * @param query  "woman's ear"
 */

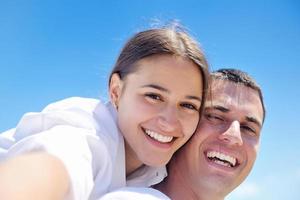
xmin=109 ymin=73 xmax=123 ymax=109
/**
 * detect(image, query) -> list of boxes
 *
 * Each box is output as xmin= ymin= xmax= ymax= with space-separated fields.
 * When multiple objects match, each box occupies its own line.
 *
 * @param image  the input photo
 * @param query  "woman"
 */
xmin=0 ymin=24 xmax=209 ymax=200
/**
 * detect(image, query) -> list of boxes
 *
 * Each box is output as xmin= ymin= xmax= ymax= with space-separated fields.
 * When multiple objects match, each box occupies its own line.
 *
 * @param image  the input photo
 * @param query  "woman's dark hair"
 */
xmin=109 ymin=24 xmax=210 ymax=116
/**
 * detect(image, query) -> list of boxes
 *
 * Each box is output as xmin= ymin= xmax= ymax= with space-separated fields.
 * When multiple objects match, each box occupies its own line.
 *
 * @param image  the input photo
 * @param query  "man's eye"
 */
xmin=180 ymin=103 xmax=198 ymax=111
xmin=205 ymin=113 xmax=223 ymax=122
xmin=145 ymin=93 xmax=162 ymax=101
xmin=241 ymin=125 xmax=257 ymax=135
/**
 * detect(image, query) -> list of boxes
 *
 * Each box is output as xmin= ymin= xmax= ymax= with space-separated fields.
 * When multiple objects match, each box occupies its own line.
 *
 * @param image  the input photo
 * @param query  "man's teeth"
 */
xmin=145 ymin=130 xmax=173 ymax=143
xmin=207 ymin=151 xmax=237 ymax=167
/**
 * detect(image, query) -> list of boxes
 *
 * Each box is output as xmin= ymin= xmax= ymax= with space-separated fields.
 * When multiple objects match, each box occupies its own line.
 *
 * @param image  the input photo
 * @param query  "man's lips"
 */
xmin=206 ymin=150 xmax=239 ymax=168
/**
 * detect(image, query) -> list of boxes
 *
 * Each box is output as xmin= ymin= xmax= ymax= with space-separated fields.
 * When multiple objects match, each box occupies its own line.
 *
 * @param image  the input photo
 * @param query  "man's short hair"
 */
xmin=211 ymin=68 xmax=266 ymax=123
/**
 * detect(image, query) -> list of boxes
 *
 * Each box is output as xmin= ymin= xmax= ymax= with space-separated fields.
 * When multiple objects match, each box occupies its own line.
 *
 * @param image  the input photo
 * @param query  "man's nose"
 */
xmin=218 ymin=120 xmax=243 ymax=146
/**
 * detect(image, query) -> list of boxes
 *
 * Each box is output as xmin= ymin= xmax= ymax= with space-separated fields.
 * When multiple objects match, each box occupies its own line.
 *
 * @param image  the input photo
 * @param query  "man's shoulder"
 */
xmin=100 ymin=187 xmax=171 ymax=200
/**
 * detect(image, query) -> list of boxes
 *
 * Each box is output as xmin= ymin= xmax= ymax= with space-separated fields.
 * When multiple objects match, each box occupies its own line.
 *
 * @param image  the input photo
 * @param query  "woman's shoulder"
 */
xmin=43 ymin=97 xmax=100 ymax=113
xmin=9 ymin=97 xmax=103 ymax=142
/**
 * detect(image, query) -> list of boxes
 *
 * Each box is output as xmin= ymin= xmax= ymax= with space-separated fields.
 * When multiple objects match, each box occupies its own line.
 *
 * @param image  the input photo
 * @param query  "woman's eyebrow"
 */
xmin=141 ymin=84 xmax=202 ymax=102
xmin=141 ymin=84 xmax=169 ymax=92
xmin=186 ymin=96 xmax=202 ymax=102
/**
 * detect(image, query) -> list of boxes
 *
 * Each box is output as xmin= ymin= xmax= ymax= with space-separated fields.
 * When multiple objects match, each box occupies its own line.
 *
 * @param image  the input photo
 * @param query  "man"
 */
xmin=100 ymin=68 xmax=266 ymax=200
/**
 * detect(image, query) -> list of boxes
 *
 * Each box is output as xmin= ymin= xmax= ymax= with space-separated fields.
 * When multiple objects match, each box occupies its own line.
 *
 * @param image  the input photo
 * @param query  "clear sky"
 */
xmin=1 ymin=0 xmax=299 ymax=199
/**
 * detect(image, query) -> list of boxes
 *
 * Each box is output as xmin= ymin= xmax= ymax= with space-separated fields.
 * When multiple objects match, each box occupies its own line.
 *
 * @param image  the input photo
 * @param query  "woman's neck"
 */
xmin=125 ymin=141 xmax=144 ymax=176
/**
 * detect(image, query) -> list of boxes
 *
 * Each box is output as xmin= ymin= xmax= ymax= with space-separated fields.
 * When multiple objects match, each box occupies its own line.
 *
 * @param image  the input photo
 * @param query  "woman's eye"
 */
xmin=181 ymin=103 xmax=198 ymax=111
xmin=145 ymin=93 xmax=162 ymax=101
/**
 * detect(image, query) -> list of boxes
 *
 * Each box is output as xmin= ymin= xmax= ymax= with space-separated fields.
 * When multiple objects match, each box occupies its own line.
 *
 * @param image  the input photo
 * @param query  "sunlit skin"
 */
xmin=109 ymin=54 xmax=203 ymax=175
xmin=157 ymin=79 xmax=264 ymax=200
xmin=0 ymin=153 xmax=69 ymax=200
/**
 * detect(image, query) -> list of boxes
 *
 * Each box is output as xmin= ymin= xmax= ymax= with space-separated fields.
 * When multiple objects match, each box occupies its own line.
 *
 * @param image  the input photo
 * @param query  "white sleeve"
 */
xmin=0 ymin=128 xmax=16 ymax=158
xmin=5 ymin=125 xmax=112 ymax=200
xmin=99 ymin=187 xmax=171 ymax=200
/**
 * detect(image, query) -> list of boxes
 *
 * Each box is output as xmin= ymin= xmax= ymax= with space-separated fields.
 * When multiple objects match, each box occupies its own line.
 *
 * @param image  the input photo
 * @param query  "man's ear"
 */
xmin=109 ymin=73 xmax=123 ymax=109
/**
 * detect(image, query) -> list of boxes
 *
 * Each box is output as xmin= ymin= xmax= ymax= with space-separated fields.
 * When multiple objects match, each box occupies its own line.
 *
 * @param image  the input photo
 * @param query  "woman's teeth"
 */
xmin=145 ymin=129 xmax=173 ymax=143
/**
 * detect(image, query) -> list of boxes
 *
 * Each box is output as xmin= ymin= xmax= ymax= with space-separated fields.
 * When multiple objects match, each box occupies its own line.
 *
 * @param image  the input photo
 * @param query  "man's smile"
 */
xmin=206 ymin=150 xmax=239 ymax=168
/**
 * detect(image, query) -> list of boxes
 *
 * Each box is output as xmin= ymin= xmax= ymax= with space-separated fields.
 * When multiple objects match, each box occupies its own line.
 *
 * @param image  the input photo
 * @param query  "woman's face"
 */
xmin=110 ymin=54 xmax=204 ymax=167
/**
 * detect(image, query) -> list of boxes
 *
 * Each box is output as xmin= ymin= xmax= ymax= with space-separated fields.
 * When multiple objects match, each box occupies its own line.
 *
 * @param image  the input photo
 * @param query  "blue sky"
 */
xmin=1 ymin=0 xmax=299 ymax=199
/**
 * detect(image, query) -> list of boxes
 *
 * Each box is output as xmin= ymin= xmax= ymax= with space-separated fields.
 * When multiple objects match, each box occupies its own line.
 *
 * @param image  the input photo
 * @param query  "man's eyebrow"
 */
xmin=208 ymin=105 xmax=230 ymax=113
xmin=206 ymin=103 xmax=263 ymax=128
xmin=246 ymin=116 xmax=262 ymax=128
xmin=141 ymin=84 xmax=202 ymax=102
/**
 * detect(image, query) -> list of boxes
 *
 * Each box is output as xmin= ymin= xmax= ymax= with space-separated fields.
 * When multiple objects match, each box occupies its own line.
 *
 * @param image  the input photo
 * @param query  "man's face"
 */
xmin=176 ymin=79 xmax=264 ymax=196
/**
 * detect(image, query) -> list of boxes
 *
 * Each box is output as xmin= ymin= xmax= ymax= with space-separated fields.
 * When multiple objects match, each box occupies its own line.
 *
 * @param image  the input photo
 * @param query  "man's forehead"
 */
xmin=208 ymin=79 xmax=258 ymax=101
xmin=206 ymin=80 xmax=264 ymax=124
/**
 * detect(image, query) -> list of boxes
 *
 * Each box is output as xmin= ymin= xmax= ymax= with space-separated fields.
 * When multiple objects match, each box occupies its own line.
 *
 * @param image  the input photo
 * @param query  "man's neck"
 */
xmin=154 ymin=176 xmax=198 ymax=200
xmin=154 ymin=159 xmax=225 ymax=200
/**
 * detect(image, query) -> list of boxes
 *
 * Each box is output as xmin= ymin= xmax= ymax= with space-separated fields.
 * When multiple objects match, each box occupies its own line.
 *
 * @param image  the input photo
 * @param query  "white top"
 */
xmin=0 ymin=97 xmax=167 ymax=200
xmin=99 ymin=187 xmax=171 ymax=200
